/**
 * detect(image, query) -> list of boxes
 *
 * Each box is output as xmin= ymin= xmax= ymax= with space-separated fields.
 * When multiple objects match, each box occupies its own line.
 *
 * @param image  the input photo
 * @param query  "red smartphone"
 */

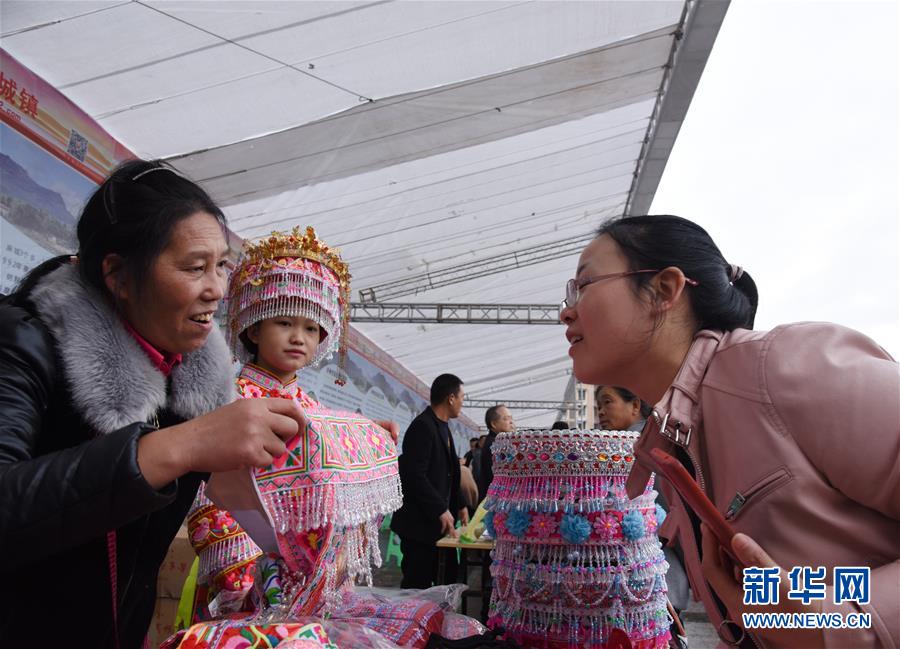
xmin=649 ymin=447 xmax=740 ymax=564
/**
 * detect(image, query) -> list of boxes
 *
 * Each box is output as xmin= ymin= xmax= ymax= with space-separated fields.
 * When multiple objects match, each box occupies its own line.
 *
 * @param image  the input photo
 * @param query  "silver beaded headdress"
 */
xmin=226 ymin=226 xmax=351 ymax=379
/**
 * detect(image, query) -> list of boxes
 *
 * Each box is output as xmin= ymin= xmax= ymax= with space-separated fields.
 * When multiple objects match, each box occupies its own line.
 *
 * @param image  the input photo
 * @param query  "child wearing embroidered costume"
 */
xmin=177 ymin=228 xmax=484 ymax=649
xmin=185 ymin=226 xmax=401 ymax=623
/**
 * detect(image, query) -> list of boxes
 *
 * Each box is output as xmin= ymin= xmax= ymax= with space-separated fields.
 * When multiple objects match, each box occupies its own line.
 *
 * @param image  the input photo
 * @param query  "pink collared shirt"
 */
xmin=120 ymin=319 xmax=182 ymax=377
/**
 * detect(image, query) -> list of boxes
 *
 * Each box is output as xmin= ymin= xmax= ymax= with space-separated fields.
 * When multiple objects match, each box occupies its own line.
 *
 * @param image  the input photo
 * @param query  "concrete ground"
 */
xmin=682 ymin=599 xmax=719 ymax=649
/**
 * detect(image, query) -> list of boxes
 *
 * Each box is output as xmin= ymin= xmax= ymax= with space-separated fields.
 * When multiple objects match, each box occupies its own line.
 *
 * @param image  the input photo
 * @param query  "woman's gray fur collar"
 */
xmin=29 ymin=263 xmax=236 ymax=434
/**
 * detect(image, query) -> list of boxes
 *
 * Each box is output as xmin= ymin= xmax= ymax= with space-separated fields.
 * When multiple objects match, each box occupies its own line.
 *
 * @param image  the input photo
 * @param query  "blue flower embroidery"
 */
xmin=559 ymin=514 xmax=591 ymax=544
xmin=505 ymin=509 xmax=531 ymax=537
xmin=484 ymin=510 xmax=496 ymax=537
xmin=621 ymin=510 xmax=646 ymax=541
xmin=656 ymin=504 xmax=667 ymax=527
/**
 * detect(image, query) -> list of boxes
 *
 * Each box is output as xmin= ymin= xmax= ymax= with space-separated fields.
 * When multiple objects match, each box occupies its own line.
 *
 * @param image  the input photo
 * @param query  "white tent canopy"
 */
xmin=1 ymin=0 xmax=728 ymax=427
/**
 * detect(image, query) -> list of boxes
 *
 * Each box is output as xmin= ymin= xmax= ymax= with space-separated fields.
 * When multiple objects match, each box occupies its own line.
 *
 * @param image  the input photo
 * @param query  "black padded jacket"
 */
xmin=390 ymin=407 xmax=461 ymax=544
xmin=0 ymin=259 xmax=234 ymax=648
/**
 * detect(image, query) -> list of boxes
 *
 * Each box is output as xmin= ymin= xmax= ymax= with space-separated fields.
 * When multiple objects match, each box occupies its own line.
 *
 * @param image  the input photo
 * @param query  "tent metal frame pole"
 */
xmin=357 ymin=234 xmax=592 ymax=303
xmin=464 ymin=398 xmax=576 ymax=410
xmin=350 ymin=302 xmax=562 ymax=324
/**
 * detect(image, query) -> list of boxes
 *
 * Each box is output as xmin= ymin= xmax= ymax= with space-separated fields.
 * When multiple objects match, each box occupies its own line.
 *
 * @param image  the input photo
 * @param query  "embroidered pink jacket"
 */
xmin=626 ymin=322 xmax=900 ymax=649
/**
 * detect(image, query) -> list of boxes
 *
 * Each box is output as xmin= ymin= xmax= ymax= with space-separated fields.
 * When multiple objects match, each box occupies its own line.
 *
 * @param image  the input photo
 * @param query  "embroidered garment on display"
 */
xmin=484 ymin=429 xmax=671 ymax=649
xmin=187 ymin=482 xmax=264 ymax=619
xmin=222 ymin=364 xmax=402 ymax=616
xmin=165 ymin=620 xmax=377 ymax=649
xmin=329 ymin=590 xmax=447 ymax=647
xmin=175 ymin=365 xmax=413 ymax=646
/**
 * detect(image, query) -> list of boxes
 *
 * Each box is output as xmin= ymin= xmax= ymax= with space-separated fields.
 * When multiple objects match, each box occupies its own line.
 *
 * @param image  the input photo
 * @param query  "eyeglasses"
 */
xmin=561 ymin=269 xmax=699 ymax=309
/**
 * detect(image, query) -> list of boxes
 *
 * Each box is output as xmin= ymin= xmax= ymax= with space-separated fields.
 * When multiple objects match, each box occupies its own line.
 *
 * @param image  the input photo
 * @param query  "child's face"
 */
xmin=248 ymin=316 xmax=322 ymax=379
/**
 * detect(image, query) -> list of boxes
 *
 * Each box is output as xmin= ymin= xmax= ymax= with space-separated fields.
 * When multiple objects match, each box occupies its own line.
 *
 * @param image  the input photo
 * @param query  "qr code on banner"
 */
xmin=66 ymin=129 xmax=88 ymax=162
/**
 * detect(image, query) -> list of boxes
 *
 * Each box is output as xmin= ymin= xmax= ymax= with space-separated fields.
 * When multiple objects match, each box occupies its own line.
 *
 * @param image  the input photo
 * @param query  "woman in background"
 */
xmin=595 ymin=383 xmax=690 ymax=643
xmin=595 ymin=385 xmax=651 ymax=432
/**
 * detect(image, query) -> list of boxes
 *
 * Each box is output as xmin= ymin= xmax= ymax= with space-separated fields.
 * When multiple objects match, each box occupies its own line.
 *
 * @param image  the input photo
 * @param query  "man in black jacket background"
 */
xmin=476 ymin=404 xmax=515 ymax=504
xmin=391 ymin=373 xmax=468 ymax=588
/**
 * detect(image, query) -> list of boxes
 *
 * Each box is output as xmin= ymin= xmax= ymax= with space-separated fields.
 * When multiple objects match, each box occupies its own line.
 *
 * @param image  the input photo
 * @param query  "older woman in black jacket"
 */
xmin=0 ymin=160 xmax=303 ymax=648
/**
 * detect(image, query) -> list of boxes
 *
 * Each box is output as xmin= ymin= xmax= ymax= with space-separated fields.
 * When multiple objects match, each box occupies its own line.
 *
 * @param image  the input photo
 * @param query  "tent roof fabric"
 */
xmin=1 ymin=0 xmax=728 ymax=428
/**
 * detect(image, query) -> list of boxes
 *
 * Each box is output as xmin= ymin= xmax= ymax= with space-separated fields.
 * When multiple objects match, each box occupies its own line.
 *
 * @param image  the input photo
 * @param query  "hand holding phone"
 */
xmin=649 ymin=447 xmax=740 ymax=564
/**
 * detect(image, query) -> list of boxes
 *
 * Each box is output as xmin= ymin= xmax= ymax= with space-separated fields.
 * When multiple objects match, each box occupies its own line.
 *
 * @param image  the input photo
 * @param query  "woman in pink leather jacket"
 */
xmin=560 ymin=214 xmax=899 ymax=649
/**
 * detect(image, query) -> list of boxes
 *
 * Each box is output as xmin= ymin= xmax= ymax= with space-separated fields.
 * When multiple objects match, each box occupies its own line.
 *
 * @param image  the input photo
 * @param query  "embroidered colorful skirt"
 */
xmin=484 ymin=429 xmax=671 ymax=649
xmin=167 ymin=586 xmax=487 ymax=649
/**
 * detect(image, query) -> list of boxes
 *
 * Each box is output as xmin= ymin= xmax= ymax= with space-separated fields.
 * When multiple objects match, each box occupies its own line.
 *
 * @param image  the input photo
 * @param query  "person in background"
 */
xmin=595 ymin=384 xmax=691 ymax=641
xmin=458 ymin=458 xmax=479 ymax=519
xmin=561 ymin=214 xmax=899 ymax=648
xmin=0 ymin=160 xmax=302 ymax=648
xmin=469 ymin=433 xmax=487 ymax=486
xmin=461 ymin=437 xmax=480 ymax=529
xmin=595 ymin=385 xmax=651 ymax=432
xmin=476 ymin=405 xmax=515 ymax=505
xmin=391 ymin=374 xmax=468 ymax=588
xmin=473 ymin=404 xmax=514 ymax=623
xmin=550 ymin=420 xmax=570 ymax=430
xmin=463 ymin=437 xmax=479 ymax=467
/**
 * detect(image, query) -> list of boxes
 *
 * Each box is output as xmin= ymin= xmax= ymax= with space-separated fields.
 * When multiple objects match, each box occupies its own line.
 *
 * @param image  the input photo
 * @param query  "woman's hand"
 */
xmin=458 ymin=507 xmax=470 ymax=526
xmin=439 ymin=509 xmax=457 ymax=537
xmin=701 ymin=524 xmax=826 ymax=649
xmin=374 ymin=419 xmax=400 ymax=443
xmin=137 ymin=398 xmax=306 ymax=488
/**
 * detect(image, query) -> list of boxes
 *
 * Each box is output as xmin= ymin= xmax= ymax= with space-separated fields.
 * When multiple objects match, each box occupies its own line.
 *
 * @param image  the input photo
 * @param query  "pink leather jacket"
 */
xmin=626 ymin=323 xmax=900 ymax=649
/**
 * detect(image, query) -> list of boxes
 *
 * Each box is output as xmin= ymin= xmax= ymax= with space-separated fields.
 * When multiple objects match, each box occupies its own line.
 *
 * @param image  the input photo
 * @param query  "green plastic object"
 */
xmin=174 ymin=556 xmax=199 ymax=631
xmin=458 ymin=501 xmax=489 ymax=543
xmin=384 ymin=530 xmax=404 ymax=568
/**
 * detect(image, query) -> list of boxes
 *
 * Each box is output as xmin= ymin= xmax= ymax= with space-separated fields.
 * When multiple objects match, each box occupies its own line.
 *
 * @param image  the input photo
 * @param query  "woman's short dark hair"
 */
xmin=596 ymin=215 xmax=758 ymax=332
xmin=550 ymin=420 xmax=569 ymax=430
xmin=430 ymin=373 xmax=463 ymax=406
xmin=76 ymin=158 xmax=226 ymax=297
xmin=484 ymin=404 xmax=506 ymax=432
xmin=597 ymin=385 xmax=653 ymax=419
